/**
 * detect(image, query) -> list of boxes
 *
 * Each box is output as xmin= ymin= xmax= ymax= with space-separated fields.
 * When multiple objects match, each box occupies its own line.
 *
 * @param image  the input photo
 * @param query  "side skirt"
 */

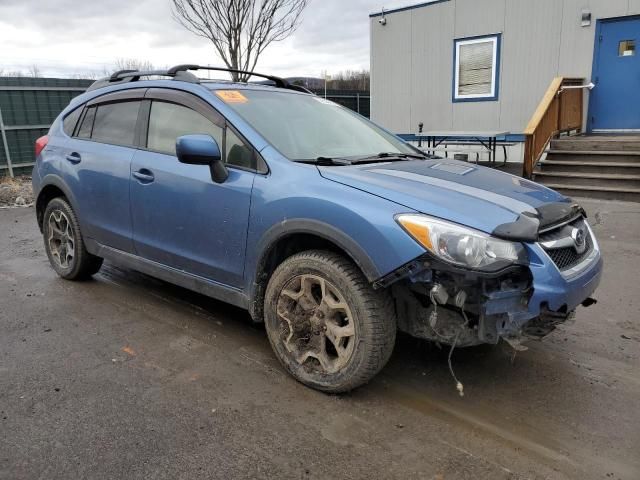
xmin=86 ymin=239 xmax=249 ymax=310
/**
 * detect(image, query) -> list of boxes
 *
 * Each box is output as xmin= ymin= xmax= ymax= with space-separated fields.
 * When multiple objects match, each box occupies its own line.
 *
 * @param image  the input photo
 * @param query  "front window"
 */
xmin=215 ymin=89 xmax=416 ymax=161
xmin=147 ymin=101 xmax=223 ymax=155
xmin=454 ymin=34 xmax=500 ymax=101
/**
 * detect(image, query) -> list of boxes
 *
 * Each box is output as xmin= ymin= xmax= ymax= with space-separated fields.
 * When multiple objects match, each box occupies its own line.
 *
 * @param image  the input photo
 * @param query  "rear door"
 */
xmin=64 ymin=89 xmax=145 ymax=252
xmin=129 ymin=88 xmax=257 ymax=288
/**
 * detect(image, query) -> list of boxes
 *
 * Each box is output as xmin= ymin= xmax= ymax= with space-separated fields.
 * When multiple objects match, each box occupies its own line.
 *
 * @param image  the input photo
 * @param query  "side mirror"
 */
xmin=176 ymin=134 xmax=228 ymax=183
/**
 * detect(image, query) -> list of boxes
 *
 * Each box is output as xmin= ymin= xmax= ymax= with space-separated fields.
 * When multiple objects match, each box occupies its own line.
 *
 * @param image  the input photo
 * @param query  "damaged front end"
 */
xmin=376 ymin=255 xmax=553 ymax=348
xmin=379 ymin=204 xmax=601 ymax=349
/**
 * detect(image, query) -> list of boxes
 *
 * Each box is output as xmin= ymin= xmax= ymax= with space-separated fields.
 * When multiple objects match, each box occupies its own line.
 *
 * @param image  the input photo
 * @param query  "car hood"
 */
xmin=319 ymin=159 xmax=570 ymax=237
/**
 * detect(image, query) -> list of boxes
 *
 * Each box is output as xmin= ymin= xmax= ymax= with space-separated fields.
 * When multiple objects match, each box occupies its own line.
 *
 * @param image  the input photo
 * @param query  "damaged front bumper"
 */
xmin=375 ymin=239 xmax=602 ymax=347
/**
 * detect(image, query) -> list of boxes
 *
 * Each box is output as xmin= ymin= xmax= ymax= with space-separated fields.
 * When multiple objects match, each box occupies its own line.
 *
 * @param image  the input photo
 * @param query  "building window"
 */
xmin=618 ymin=40 xmax=635 ymax=57
xmin=453 ymin=34 xmax=501 ymax=102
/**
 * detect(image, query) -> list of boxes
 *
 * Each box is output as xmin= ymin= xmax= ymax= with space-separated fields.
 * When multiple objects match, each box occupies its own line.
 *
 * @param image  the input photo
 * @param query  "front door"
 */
xmin=590 ymin=16 xmax=640 ymax=131
xmin=129 ymin=93 xmax=256 ymax=288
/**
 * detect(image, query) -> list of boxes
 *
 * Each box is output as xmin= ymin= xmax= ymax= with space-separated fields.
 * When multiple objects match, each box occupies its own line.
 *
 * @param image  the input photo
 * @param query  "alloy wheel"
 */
xmin=276 ymin=274 xmax=356 ymax=374
xmin=47 ymin=210 xmax=75 ymax=269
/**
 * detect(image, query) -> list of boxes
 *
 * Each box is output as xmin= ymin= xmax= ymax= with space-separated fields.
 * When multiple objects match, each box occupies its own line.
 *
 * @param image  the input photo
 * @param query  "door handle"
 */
xmin=133 ymin=169 xmax=155 ymax=183
xmin=65 ymin=152 xmax=81 ymax=164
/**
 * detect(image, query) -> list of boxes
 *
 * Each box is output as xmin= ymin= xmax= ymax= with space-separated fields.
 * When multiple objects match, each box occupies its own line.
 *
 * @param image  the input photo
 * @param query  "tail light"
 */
xmin=35 ymin=135 xmax=49 ymax=157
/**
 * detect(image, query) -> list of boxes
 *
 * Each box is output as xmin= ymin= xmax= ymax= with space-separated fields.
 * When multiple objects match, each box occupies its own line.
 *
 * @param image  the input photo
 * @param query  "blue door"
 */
xmin=129 ymin=97 xmax=255 ymax=288
xmin=590 ymin=16 xmax=640 ymax=131
xmin=66 ymin=99 xmax=143 ymax=253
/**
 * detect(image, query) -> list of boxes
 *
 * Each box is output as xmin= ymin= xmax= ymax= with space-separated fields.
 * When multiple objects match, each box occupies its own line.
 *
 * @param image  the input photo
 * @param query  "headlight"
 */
xmin=396 ymin=214 xmax=527 ymax=271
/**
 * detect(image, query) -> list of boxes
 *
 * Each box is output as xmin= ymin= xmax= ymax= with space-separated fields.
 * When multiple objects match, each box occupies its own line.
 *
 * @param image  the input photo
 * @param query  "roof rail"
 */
xmin=87 ymin=64 xmax=312 ymax=93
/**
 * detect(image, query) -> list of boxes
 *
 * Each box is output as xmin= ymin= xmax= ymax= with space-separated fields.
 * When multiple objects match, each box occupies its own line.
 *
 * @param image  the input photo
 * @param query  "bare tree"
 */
xmin=28 ymin=65 xmax=42 ymax=78
xmin=0 ymin=68 xmax=25 ymax=77
xmin=328 ymin=70 xmax=370 ymax=91
xmin=113 ymin=58 xmax=155 ymax=72
xmin=69 ymin=72 xmax=100 ymax=80
xmin=171 ymin=0 xmax=308 ymax=81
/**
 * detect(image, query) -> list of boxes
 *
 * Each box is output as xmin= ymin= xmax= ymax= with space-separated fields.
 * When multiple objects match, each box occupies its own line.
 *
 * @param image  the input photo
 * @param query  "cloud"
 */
xmin=0 ymin=0 xmax=410 ymax=78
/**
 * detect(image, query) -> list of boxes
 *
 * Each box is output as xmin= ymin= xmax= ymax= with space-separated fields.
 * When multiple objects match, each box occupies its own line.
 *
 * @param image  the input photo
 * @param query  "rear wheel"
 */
xmin=43 ymin=197 xmax=103 ymax=280
xmin=264 ymin=250 xmax=396 ymax=393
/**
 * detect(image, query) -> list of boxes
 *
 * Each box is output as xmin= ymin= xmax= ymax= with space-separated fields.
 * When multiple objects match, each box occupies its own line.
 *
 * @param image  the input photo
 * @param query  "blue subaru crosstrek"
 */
xmin=32 ymin=65 xmax=602 ymax=392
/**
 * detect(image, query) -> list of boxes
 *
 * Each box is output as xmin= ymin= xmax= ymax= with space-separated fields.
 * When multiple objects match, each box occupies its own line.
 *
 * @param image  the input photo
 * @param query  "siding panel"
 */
xmin=410 ymin=2 xmax=455 ymax=131
xmin=370 ymin=12 xmax=413 ymax=132
xmin=454 ymin=0 xmax=505 ymax=38
xmin=498 ymin=0 xmax=563 ymax=132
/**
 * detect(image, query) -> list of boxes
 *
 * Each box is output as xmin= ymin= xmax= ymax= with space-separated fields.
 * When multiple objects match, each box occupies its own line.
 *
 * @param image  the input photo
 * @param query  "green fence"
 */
xmin=309 ymin=89 xmax=370 ymax=118
xmin=0 ymin=78 xmax=369 ymax=177
xmin=0 ymin=77 xmax=91 ymax=176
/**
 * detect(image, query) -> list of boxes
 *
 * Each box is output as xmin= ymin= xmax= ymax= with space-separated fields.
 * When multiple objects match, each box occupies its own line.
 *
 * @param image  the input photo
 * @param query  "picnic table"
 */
xmin=416 ymin=130 xmax=511 ymax=166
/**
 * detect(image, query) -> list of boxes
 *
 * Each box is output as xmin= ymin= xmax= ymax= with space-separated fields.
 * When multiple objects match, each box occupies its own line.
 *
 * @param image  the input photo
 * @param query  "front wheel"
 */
xmin=264 ymin=250 xmax=396 ymax=393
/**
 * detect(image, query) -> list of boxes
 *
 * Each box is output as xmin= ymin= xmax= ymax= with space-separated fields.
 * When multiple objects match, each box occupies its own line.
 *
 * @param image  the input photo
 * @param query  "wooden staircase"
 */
xmin=533 ymin=135 xmax=640 ymax=202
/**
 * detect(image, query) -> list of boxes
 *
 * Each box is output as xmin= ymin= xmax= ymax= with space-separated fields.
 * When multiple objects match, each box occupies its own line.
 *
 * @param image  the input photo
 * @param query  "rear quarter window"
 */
xmin=76 ymin=106 xmax=96 ymax=139
xmin=91 ymin=101 xmax=141 ymax=147
xmin=62 ymin=107 xmax=83 ymax=136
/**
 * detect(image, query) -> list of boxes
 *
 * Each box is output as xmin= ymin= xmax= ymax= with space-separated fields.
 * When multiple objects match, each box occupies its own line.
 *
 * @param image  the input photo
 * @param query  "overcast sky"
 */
xmin=0 ymin=0 xmax=413 ymax=79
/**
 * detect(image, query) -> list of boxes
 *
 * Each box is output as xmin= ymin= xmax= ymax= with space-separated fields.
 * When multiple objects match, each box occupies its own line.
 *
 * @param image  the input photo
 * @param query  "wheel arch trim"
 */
xmin=35 ymin=175 xmax=80 ymax=232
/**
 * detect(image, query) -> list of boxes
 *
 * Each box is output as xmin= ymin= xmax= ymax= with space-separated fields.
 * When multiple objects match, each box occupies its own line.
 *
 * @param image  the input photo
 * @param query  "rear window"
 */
xmin=91 ymin=101 xmax=141 ymax=147
xmin=63 ymin=107 xmax=83 ymax=136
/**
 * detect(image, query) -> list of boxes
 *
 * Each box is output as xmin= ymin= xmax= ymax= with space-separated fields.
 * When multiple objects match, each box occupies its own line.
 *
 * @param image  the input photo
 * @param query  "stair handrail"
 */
xmin=523 ymin=77 xmax=586 ymax=178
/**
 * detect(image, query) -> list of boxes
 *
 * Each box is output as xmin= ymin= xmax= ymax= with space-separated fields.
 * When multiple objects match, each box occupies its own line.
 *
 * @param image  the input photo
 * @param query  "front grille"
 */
xmin=545 ymin=234 xmax=592 ymax=270
xmin=539 ymin=216 xmax=594 ymax=272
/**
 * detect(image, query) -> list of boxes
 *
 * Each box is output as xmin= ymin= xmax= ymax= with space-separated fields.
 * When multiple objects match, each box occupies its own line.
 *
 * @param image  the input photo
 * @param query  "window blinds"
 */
xmin=457 ymin=40 xmax=494 ymax=96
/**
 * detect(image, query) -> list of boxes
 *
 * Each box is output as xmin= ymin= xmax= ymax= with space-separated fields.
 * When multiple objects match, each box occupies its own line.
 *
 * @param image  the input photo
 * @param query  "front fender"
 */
xmin=255 ymin=218 xmax=382 ymax=282
xmin=244 ymin=149 xmax=427 ymax=299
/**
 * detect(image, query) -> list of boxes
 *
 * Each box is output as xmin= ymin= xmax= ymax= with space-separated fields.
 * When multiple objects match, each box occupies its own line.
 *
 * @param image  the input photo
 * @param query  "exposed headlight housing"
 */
xmin=396 ymin=214 xmax=528 ymax=271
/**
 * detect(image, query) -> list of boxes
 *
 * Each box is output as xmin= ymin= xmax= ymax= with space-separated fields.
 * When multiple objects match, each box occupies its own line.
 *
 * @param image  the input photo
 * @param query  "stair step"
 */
xmin=551 ymin=138 xmax=640 ymax=152
xmin=540 ymin=160 xmax=640 ymax=167
xmin=545 ymin=151 xmax=640 ymax=164
xmin=534 ymin=171 xmax=640 ymax=180
xmin=541 ymin=183 xmax=640 ymax=202
xmin=538 ymin=160 xmax=640 ymax=175
xmin=546 ymin=150 xmax=640 ymax=156
xmin=534 ymin=171 xmax=640 ymax=189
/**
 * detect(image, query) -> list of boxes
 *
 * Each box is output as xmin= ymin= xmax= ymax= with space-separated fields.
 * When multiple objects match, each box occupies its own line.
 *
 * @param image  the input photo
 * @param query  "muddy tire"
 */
xmin=264 ymin=250 xmax=396 ymax=393
xmin=42 ymin=197 xmax=103 ymax=280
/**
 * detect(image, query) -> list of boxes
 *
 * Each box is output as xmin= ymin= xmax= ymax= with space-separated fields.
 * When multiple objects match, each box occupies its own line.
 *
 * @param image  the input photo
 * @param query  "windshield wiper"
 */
xmin=293 ymin=152 xmax=426 ymax=166
xmin=374 ymin=152 xmax=426 ymax=160
xmin=292 ymin=157 xmax=351 ymax=166
xmin=346 ymin=152 xmax=426 ymax=164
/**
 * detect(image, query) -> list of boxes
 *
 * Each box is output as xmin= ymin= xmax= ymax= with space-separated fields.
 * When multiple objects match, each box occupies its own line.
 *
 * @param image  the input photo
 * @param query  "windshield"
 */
xmin=215 ymin=89 xmax=417 ymax=161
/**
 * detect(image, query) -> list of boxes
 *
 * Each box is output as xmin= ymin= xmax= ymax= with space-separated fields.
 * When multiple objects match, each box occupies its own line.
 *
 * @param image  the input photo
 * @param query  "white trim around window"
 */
xmin=453 ymin=34 xmax=501 ymax=102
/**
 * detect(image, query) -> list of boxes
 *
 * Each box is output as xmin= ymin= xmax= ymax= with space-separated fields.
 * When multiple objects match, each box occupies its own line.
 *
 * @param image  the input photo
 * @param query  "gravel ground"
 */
xmin=0 ymin=198 xmax=639 ymax=480
xmin=0 ymin=176 xmax=33 ymax=207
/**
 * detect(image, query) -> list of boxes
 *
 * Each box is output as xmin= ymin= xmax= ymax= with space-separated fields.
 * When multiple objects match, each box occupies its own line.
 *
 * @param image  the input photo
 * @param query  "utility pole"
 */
xmin=323 ymin=72 xmax=331 ymax=99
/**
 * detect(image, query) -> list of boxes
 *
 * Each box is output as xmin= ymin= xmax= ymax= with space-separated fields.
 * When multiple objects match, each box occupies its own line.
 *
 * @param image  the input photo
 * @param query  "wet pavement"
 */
xmin=1 ymin=199 xmax=639 ymax=479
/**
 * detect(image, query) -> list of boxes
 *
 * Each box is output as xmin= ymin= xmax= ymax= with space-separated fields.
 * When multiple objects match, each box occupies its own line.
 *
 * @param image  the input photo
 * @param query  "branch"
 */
xmin=172 ymin=0 xmax=309 ymax=81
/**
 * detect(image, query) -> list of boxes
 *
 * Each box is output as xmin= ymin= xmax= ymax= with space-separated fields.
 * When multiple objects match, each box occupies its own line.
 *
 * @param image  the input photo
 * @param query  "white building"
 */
xmin=370 ymin=0 xmax=640 ymax=149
